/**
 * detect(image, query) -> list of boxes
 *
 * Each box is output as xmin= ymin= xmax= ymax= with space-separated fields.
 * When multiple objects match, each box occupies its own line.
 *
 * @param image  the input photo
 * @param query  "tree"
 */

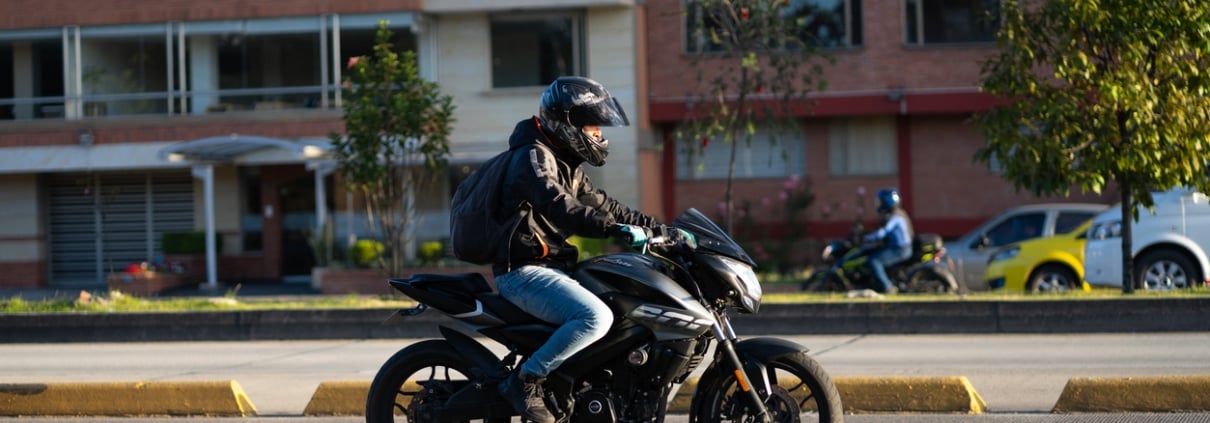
xmin=330 ymin=22 xmax=456 ymax=276
xmin=678 ymin=0 xmax=831 ymax=231
xmin=977 ymin=0 xmax=1210 ymax=292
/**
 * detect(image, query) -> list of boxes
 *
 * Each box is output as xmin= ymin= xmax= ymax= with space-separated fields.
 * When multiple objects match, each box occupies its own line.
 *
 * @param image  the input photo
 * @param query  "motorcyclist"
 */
xmin=862 ymin=188 xmax=914 ymax=294
xmin=491 ymin=76 xmax=659 ymax=423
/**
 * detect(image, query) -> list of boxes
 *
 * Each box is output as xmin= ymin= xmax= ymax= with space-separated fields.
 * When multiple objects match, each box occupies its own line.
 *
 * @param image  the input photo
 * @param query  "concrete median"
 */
xmin=303 ymin=375 xmax=987 ymax=416
xmin=0 ymin=381 xmax=256 ymax=417
xmin=1052 ymin=375 xmax=1210 ymax=413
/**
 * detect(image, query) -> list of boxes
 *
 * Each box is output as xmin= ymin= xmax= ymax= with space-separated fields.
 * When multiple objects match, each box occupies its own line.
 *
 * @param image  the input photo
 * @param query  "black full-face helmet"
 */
xmin=538 ymin=76 xmax=629 ymax=166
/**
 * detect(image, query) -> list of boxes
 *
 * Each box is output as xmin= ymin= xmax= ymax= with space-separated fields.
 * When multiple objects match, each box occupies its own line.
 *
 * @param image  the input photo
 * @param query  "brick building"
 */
xmin=642 ymin=0 xmax=1108 ymax=247
xmin=0 ymin=0 xmax=1110 ymax=291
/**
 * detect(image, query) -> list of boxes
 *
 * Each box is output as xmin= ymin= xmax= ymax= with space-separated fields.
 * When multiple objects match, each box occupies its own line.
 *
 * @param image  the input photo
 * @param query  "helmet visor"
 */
xmin=568 ymin=96 xmax=629 ymax=127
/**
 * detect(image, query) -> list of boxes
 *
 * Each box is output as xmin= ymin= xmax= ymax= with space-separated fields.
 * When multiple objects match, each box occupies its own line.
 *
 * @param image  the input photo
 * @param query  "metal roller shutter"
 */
xmin=46 ymin=171 xmax=194 ymax=287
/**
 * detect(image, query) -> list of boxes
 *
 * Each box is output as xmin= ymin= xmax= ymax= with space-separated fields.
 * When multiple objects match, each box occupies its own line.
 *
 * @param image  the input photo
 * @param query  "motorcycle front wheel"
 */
xmin=365 ymin=339 xmax=510 ymax=423
xmin=689 ymin=352 xmax=844 ymax=423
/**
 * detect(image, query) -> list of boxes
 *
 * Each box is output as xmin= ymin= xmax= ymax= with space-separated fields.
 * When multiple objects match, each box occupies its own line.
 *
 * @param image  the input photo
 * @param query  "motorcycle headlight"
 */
xmin=717 ymin=255 xmax=762 ymax=313
xmin=988 ymin=246 xmax=1020 ymax=264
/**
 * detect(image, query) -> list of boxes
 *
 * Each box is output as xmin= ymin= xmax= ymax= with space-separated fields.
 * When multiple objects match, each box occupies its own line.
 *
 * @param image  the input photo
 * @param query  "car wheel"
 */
xmin=1027 ymin=264 xmax=1079 ymax=293
xmin=1134 ymin=249 xmax=1201 ymax=290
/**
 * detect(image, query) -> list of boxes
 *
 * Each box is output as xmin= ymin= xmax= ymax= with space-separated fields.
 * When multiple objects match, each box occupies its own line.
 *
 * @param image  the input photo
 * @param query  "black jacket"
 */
xmin=493 ymin=117 xmax=657 ymax=275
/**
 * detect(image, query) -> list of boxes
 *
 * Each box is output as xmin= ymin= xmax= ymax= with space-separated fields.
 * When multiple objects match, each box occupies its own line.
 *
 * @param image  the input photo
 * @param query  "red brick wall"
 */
xmin=0 ymin=112 xmax=345 ymax=148
xmin=1 ymin=0 xmax=422 ymax=30
xmin=644 ymin=0 xmax=997 ymax=98
xmin=0 ymin=261 xmax=47 ymax=288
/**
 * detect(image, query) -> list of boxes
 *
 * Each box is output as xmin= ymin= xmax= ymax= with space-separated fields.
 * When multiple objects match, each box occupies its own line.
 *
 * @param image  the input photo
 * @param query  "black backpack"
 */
xmin=449 ymin=148 xmax=528 ymax=265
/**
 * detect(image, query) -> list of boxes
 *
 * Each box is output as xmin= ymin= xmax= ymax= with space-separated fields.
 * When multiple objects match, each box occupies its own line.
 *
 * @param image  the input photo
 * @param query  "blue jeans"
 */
xmin=868 ymin=246 xmax=912 ymax=293
xmin=494 ymin=265 xmax=613 ymax=377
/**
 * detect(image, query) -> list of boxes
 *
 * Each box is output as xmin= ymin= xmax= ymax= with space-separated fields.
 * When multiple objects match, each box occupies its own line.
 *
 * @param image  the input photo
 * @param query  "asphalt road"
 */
xmin=4 ymin=333 xmax=1209 ymax=417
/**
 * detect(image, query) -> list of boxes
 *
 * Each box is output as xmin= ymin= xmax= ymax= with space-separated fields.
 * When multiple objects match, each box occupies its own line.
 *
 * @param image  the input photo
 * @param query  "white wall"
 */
xmin=0 ymin=174 xmax=41 ymax=262
xmin=429 ymin=5 xmax=646 ymax=208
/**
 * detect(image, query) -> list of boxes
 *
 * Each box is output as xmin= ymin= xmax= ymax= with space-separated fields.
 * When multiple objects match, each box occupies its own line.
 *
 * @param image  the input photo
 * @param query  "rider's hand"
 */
xmin=609 ymin=224 xmax=648 ymax=248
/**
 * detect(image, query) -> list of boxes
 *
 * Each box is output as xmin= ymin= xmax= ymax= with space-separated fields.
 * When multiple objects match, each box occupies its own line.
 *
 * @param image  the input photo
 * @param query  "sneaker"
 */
xmin=498 ymin=371 xmax=555 ymax=423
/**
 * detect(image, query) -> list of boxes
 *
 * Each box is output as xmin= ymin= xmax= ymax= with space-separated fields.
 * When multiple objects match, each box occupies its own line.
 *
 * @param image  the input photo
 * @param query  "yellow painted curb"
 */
xmin=0 ymin=381 xmax=256 ymax=417
xmin=1053 ymin=375 xmax=1210 ymax=412
xmin=835 ymin=376 xmax=986 ymax=414
xmin=671 ymin=376 xmax=984 ymax=414
xmin=303 ymin=380 xmax=419 ymax=416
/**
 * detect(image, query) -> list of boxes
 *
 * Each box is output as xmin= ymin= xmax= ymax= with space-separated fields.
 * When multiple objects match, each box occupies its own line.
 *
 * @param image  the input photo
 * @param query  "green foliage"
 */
xmin=978 ymin=0 xmax=1210 ymax=209
xmin=977 ymin=0 xmax=1210 ymax=290
xmin=351 ymin=239 xmax=384 ymax=269
xmin=329 ymin=21 xmax=456 ymax=276
xmin=418 ymin=240 xmax=445 ymax=265
xmin=678 ymin=0 xmax=832 ymax=231
xmin=716 ymin=175 xmax=815 ymax=274
xmin=161 ymin=231 xmax=222 ymax=255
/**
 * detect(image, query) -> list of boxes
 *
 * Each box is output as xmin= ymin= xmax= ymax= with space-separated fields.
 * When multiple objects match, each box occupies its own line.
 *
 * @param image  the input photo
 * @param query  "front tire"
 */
xmin=1027 ymin=264 xmax=1080 ymax=293
xmin=689 ymin=352 xmax=843 ymax=423
xmin=366 ymin=339 xmax=508 ymax=423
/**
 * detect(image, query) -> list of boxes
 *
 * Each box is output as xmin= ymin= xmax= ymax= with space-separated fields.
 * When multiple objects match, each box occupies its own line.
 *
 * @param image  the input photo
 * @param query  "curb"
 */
xmin=302 ymin=376 xmax=987 ymax=416
xmin=1052 ymin=376 xmax=1210 ymax=413
xmin=0 ymin=381 xmax=256 ymax=417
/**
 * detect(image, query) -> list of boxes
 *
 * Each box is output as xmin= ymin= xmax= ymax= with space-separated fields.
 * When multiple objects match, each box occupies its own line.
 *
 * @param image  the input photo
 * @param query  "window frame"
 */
xmin=904 ymin=0 xmax=1001 ymax=46
xmin=488 ymin=10 xmax=585 ymax=89
xmin=684 ymin=0 xmax=864 ymax=54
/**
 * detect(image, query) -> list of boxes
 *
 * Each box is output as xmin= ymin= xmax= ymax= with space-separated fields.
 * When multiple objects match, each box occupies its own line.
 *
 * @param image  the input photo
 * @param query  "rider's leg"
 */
xmin=494 ymin=265 xmax=611 ymax=423
xmin=867 ymin=249 xmax=897 ymax=293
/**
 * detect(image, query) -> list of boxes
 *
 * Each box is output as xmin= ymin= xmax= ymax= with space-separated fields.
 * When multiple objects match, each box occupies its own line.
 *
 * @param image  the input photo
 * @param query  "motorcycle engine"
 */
xmin=573 ymin=389 xmax=617 ymax=423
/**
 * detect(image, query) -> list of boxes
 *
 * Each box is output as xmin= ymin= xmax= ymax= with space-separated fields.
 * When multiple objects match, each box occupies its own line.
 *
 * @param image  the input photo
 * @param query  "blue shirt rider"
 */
xmin=863 ymin=188 xmax=914 ymax=294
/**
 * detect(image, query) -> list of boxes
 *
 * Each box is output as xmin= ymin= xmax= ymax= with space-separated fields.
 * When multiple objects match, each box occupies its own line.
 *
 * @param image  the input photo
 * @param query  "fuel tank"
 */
xmin=574 ymin=253 xmax=714 ymax=340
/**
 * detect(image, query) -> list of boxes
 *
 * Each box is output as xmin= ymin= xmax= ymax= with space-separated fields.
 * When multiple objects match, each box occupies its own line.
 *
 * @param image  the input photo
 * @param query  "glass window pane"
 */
xmin=0 ymin=35 xmax=63 ymax=120
xmin=80 ymin=27 xmax=170 ymax=117
xmin=910 ymin=0 xmax=1000 ymax=45
xmin=678 ymin=125 xmax=806 ymax=180
xmin=490 ymin=13 xmax=580 ymax=88
xmin=829 ymin=117 xmax=896 ymax=176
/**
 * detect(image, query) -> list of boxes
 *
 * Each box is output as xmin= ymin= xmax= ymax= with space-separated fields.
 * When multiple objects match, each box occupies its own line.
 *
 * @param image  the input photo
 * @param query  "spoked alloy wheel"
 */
xmin=1135 ymin=250 xmax=1200 ymax=290
xmin=690 ymin=352 xmax=843 ymax=423
xmin=365 ymin=339 xmax=509 ymax=423
xmin=904 ymin=268 xmax=958 ymax=294
xmin=1028 ymin=264 xmax=1079 ymax=293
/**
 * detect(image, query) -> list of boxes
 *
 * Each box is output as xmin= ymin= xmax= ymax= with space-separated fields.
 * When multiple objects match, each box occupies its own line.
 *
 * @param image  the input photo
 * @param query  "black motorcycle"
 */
xmin=366 ymin=208 xmax=844 ymax=422
xmin=800 ymin=233 xmax=958 ymax=294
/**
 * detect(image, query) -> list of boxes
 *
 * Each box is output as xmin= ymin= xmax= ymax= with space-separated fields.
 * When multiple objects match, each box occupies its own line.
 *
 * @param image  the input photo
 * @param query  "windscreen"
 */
xmin=671 ymin=208 xmax=755 ymax=266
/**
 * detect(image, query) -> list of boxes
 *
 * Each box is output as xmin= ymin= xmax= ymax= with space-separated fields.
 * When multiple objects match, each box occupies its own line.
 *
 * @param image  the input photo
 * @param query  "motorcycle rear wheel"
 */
xmin=365 ymin=339 xmax=510 ymax=423
xmin=689 ymin=352 xmax=844 ymax=423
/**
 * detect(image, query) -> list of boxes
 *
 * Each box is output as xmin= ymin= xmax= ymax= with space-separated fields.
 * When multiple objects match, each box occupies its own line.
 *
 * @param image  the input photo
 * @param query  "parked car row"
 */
xmin=944 ymin=188 xmax=1210 ymax=294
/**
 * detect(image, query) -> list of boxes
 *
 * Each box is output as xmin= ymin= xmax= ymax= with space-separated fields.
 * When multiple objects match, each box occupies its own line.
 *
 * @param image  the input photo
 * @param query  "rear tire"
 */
xmin=1134 ymin=249 xmax=1202 ymax=290
xmin=904 ymin=267 xmax=958 ymax=293
xmin=366 ymin=339 xmax=509 ymax=423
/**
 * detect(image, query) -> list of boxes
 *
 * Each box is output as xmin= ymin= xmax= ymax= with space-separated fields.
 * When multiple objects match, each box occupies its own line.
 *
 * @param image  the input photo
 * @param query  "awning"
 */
xmin=158 ymin=134 xmax=330 ymax=163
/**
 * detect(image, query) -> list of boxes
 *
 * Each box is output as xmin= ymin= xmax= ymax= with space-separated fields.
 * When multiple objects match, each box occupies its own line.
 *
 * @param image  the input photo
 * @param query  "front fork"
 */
xmin=711 ymin=314 xmax=773 ymax=423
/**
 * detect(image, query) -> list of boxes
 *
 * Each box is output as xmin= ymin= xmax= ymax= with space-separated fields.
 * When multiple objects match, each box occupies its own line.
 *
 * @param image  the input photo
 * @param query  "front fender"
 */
xmin=694 ymin=337 xmax=810 ymax=410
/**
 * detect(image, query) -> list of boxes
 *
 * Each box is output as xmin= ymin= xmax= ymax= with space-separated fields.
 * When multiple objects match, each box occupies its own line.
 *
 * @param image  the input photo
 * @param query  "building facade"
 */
xmin=643 ymin=0 xmax=1108 ymax=247
xmin=0 ymin=0 xmax=652 ymax=289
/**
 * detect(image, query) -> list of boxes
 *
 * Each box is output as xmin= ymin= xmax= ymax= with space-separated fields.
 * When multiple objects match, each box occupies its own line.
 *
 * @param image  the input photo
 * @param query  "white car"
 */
xmin=944 ymin=203 xmax=1109 ymax=291
xmin=1084 ymin=188 xmax=1210 ymax=290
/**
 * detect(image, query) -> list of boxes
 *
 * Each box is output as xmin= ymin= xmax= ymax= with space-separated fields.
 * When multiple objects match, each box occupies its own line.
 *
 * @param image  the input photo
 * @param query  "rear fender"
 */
xmin=439 ymin=325 xmax=502 ymax=377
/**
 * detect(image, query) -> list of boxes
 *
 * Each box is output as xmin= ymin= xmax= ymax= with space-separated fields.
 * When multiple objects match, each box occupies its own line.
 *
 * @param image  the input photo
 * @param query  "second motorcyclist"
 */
xmin=862 ymin=188 xmax=914 ymax=294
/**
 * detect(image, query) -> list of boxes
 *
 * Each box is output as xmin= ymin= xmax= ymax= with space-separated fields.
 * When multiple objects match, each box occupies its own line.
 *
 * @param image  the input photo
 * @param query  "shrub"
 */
xmin=161 ymin=231 xmax=223 ymax=255
xmin=419 ymin=241 xmax=445 ymax=265
xmin=351 ymin=239 xmax=384 ymax=268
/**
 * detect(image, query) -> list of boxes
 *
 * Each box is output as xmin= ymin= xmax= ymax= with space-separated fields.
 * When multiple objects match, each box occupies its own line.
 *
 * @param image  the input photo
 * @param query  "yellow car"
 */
xmin=983 ymin=220 xmax=1094 ymax=293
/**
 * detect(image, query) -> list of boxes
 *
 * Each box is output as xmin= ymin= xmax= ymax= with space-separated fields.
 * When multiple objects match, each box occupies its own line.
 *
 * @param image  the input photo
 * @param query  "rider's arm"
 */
xmin=514 ymin=144 xmax=625 ymax=238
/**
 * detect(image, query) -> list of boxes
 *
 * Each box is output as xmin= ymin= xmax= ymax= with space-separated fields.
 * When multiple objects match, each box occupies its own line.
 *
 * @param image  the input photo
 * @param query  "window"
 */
xmin=1055 ymin=212 xmax=1096 ymax=235
xmin=0 ymin=12 xmax=417 ymax=120
xmin=828 ymin=116 xmax=896 ymax=176
xmin=686 ymin=0 xmax=863 ymax=53
xmin=905 ymin=0 xmax=1000 ymax=45
xmin=490 ymin=11 xmax=583 ymax=88
xmin=980 ymin=212 xmax=1045 ymax=248
xmin=678 ymin=126 xmax=806 ymax=180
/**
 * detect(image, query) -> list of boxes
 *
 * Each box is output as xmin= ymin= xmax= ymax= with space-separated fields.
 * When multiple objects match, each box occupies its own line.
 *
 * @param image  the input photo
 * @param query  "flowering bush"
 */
xmin=717 ymin=175 xmax=816 ymax=274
